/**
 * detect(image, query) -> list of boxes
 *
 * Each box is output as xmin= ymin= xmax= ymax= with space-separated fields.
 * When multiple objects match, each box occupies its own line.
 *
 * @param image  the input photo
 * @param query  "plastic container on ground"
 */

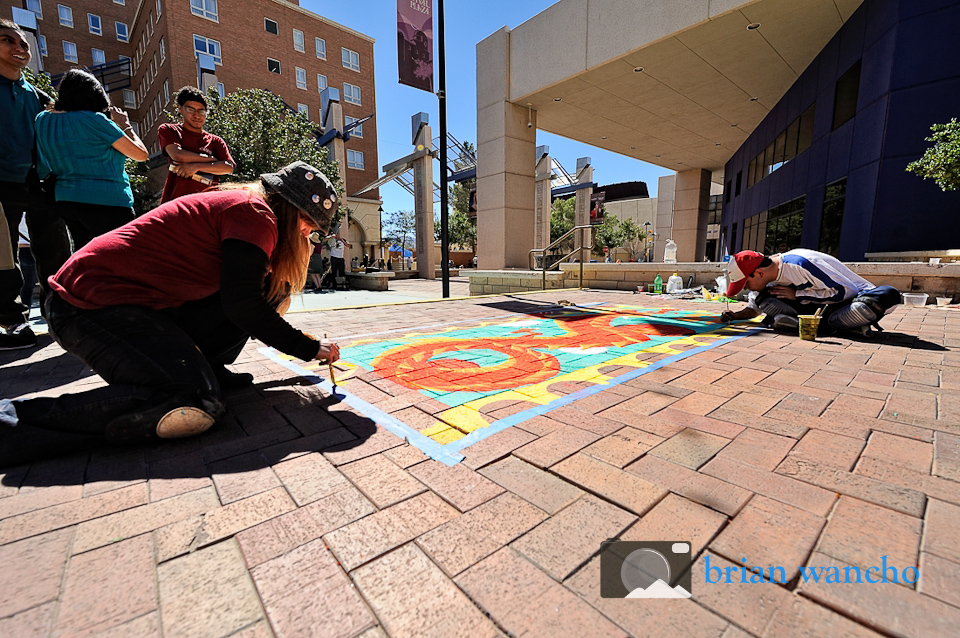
xmin=902 ymin=293 xmax=928 ymax=307
xmin=666 ymin=273 xmax=683 ymax=293
xmin=653 ymin=273 xmax=663 ymax=293
xmin=664 ymin=239 xmax=678 ymax=263
xmin=937 ymin=297 xmax=952 ymax=306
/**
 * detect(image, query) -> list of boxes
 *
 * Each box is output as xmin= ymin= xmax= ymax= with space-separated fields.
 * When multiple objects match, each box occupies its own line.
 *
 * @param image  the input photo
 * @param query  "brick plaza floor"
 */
xmin=1 ymin=289 xmax=959 ymax=638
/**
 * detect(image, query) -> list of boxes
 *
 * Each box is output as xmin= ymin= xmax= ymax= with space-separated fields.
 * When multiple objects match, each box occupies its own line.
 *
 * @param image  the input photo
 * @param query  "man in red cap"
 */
xmin=719 ymin=248 xmax=900 ymax=335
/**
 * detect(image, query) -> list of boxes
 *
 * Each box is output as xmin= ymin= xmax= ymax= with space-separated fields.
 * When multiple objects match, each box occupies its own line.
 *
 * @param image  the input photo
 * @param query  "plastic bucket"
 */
xmin=798 ymin=315 xmax=821 ymax=341
xmin=937 ymin=297 xmax=951 ymax=306
xmin=637 ymin=285 xmax=645 ymax=292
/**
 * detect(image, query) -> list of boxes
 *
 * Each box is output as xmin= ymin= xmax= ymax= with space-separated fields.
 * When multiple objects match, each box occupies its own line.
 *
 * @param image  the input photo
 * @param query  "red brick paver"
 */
xmin=1 ymin=291 xmax=958 ymax=637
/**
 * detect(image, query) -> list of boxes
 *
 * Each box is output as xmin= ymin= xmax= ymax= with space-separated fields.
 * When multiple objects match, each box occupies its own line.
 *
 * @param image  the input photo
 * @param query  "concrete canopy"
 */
xmin=503 ymin=0 xmax=864 ymax=176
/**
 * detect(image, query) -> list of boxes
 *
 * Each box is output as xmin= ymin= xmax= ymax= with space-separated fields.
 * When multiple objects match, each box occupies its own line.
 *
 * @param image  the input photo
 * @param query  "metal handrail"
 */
xmin=529 ymin=224 xmax=596 ymax=290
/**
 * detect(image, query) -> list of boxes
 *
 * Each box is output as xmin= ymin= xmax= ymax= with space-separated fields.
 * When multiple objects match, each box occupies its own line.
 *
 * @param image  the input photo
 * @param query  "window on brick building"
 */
xmin=193 ymin=35 xmax=221 ymax=64
xmin=267 ymin=58 xmax=280 ymax=74
xmin=345 ymin=115 xmax=362 ymax=138
xmin=297 ymin=103 xmax=308 ymax=117
xmin=114 ymin=0 xmax=124 ymax=5
xmin=190 ymin=0 xmax=218 ymax=22
xmin=264 ymin=18 xmax=278 ymax=35
xmin=38 ymin=35 xmax=47 ymax=57
xmin=116 ymin=22 xmax=129 ymax=42
xmin=87 ymin=13 xmax=101 ymax=35
xmin=293 ymin=29 xmax=304 ymax=52
xmin=341 ymin=48 xmax=359 ymax=72
xmin=92 ymin=48 xmax=105 ymax=65
xmin=295 ymin=67 xmax=306 ymax=89
xmin=58 ymin=5 xmax=73 ymax=28
xmin=317 ymin=74 xmax=327 ymax=91
xmin=26 ymin=0 xmax=42 ymax=20
xmin=129 ymin=121 xmax=138 ymax=136
xmin=159 ymin=37 xmax=165 ymax=63
xmin=217 ymin=82 xmax=224 ymax=97
xmin=63 ymin=40 xmax=77 ymax=62
xmin=315 ymin=37 xmax=326 ymax=59
xmin=343 ymin=82 xmax=361 ymax=105
xmin=147 ymin=13 xmax=154 ymax=36
xmin=346 ymin=149 xmax=364 ymax=170
xmin=156 ymin=0 xmax=162 ymax=17
xmin=123 ymin=89 xmax=136 ymax=108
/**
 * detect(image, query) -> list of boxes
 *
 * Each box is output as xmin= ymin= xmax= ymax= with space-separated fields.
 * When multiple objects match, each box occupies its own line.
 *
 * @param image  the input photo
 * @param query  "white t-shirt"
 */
xmin=748 ymin=248 xmax=873 ymax=309
xmin=328 ymin=238 xmax=346 ymax=258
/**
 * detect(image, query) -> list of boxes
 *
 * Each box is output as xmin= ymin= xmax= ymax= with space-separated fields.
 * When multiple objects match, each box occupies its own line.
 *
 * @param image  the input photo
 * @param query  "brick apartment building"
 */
xmin=4 ymin=0 xmax=383 ymax=259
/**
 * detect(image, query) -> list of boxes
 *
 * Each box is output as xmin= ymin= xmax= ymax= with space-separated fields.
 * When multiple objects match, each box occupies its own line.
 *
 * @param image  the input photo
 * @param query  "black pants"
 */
xmin=56 ymin=200 xmax=135 ymax=250
xmin=2 ymin=293 xmax=247 ymax=466
xmin=0 ymin=180 xmax=71 ymax=325
xmin=331 ymin=256 xmax=346 ymax=281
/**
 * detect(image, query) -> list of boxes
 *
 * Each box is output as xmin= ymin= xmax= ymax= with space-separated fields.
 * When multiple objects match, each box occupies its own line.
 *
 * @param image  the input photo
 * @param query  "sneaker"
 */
xmin=771 ymin=314 xmax=800 ymax=332
xmin=213 ymin=366 xmax=255 ymax=390
xmin=0 ymin=324 xmax=37 ymax=351
xmin=156 ymin=407 xmax=216 ymax=439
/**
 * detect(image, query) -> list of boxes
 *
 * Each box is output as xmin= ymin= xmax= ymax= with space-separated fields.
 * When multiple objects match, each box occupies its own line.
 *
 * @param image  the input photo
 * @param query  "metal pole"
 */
xmin=438 ymin=0 xmax=450 ymax=297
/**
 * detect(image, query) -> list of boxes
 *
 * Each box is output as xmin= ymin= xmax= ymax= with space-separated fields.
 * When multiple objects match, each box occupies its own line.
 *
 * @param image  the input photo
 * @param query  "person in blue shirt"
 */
xmin=0 ymin=19 xmax=71 ymax=351
xmin=35 ymin=69 xmax=148 ymax=250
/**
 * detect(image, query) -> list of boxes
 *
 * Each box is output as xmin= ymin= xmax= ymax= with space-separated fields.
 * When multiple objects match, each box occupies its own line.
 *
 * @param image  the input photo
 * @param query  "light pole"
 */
xmin=377 ymin=204 xmax=384 ymax=262
xmin=643 ymin=221 xmax=651 ymax=262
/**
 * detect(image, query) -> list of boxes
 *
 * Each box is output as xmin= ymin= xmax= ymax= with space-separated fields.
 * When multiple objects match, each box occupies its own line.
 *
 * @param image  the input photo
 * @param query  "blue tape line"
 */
xmin=258 ymin=347 xmax=465 ymax=465
xmin=446 ymin=327 xmax=764 ymax=453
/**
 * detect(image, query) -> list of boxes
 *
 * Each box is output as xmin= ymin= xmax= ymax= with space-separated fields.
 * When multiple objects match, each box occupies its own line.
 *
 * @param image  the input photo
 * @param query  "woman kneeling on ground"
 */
xmin=0 ymin=162 xmax=340 ymax=466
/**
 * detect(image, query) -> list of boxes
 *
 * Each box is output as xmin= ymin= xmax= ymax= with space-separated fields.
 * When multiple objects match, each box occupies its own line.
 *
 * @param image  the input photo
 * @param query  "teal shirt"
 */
xmin=0 ymin=74 xmax=49 ymax=183
xmin=34 ymin=110 xmax=132 ymax=208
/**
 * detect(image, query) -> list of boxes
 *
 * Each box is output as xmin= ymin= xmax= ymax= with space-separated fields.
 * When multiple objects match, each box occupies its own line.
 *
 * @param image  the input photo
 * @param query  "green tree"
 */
xmin=384 ymin=209 xmax=416 ymax=254
xmin=593 ymin=215 xmax=643 ymax=259
xmin=550 ymin=196 xmax=576 ymax=242
xmin=619 ymin=218 xmax=647 ymax=261
xmin=906 ymin=118 xmax=960 ymax=191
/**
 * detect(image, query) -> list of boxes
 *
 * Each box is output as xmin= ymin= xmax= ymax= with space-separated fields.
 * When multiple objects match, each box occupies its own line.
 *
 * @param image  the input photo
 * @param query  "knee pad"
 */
xmin=828 ymin=301 xmax=878 ymax=330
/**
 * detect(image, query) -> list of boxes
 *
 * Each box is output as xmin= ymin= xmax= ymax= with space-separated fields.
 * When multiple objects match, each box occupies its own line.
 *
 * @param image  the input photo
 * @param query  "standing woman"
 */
xmin=34 ymin=69 xmax=148 ymax=250
xmin=0 ymin=162 xmax=340 ymax=465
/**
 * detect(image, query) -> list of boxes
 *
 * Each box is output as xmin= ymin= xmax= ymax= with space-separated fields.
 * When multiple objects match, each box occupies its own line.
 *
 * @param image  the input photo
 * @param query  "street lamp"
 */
xmin=643 ymin=221 xmax=651 ymax=262
xmin=377 ymin=204 xmax=384 ymax=261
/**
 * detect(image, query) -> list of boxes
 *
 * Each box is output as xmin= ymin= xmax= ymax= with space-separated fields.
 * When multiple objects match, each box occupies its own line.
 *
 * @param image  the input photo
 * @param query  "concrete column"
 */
xmin=476 ymin=27 xmax=537 ymax=269
xmin=533 ymin=146 xmax=552 ymax=253
xmin=413 ymin=118 xmax=435 ymax=280
xmin=321 ymin=88 xmax=347 ymax=188
xmin=574 ymin=158 xmax=593 ymax=263
xmin=654 ymin=174 xmax=675 ymax=262
xmin=672 ymin=168 xmax=711 ymax=262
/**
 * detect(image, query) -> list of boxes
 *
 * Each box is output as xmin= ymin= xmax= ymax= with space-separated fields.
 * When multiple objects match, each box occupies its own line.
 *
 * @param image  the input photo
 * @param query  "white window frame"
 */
xmin=217 ymin=82 xmax=224 ymax=98
xmin=346 ymin=149 xmax=364 ymax=170
xmin=37 ymin=35 xmax=47 ymax=57
xmin=345 ymin=115 xmax=363 ymax=138
xmin=156 ymin=0 xmax=161 ymax=17
xmin=343 ymin=82 xmax=361 ymax=105
xmin=315 ymin=37 xmax=326 ymax=60
xmin=129 ymin=121 xmax=139 ymax=136
xmin=91 ymin=47 xmax=105 ymax=66
xmin=190 ymin=0 xmax=218 ymax=22
xmin=293 ymin=29 xmax=304 ymax=53
xmin=62 ymin=40 xmax=77 ymax=62
xmin=267 ymin=57 xmax=281 ymax=74
xmin=341 ymin=47 xmax=359 ymax=72
xmin=295 ymin=66 xmax=306 ymax=90
xmin=297 ymin=103 xmax=308 ymax=117
xmin=147 ymin=13 xmax=154 ymax=36
xmin=193 ymin=34 xmax=221 ymax=64
xmin=114 ymin=0 xmax=124 ymax=6
xmin=162 ymin=80 xmax=169 ymax=104
xmin=123 ymin=89 xmax=136 ymax=108
xmin=58 ymin=5 xmax=73 ymax=28
xmin=26 ymin=0 xmax=42 ymax=20
xmin=159 ymin=37 xmax=165 ymax=63
xmin=316 ymin=74 xmax=327 ymax=92
xmin=87 ymin=13 xmax=101 ymax=35
xmin=115 ymin=22 xmax=129 ymax=43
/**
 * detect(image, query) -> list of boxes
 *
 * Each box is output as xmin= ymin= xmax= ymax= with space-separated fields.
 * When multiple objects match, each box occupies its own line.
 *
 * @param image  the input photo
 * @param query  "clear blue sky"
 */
xmin=300 ymin=0 xmax=672 ymax=215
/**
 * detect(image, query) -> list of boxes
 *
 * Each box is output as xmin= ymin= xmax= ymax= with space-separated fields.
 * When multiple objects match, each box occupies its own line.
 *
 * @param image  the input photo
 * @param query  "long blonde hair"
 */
xmin=218 ymin=182 xmax=312 ymax=305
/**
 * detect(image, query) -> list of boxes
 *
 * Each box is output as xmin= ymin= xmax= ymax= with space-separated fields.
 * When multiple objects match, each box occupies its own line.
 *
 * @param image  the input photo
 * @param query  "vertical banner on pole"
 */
xmin=398 ymin=0 xmax=434 ymax=92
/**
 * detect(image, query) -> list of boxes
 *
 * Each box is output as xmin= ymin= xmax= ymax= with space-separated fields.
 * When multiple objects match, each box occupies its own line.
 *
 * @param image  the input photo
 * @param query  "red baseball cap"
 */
xmin=726 ymin=250 xmax=765 ymax=297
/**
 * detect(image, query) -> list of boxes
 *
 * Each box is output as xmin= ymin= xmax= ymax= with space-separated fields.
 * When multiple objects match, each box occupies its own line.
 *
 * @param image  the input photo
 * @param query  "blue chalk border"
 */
xmin=260 ymin=320 xmax=762 ymax=466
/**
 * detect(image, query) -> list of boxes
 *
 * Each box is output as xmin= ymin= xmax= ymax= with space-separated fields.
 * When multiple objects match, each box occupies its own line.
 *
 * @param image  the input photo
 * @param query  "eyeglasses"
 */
xmin=182 ymin=105 xmax=207 ymax=116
